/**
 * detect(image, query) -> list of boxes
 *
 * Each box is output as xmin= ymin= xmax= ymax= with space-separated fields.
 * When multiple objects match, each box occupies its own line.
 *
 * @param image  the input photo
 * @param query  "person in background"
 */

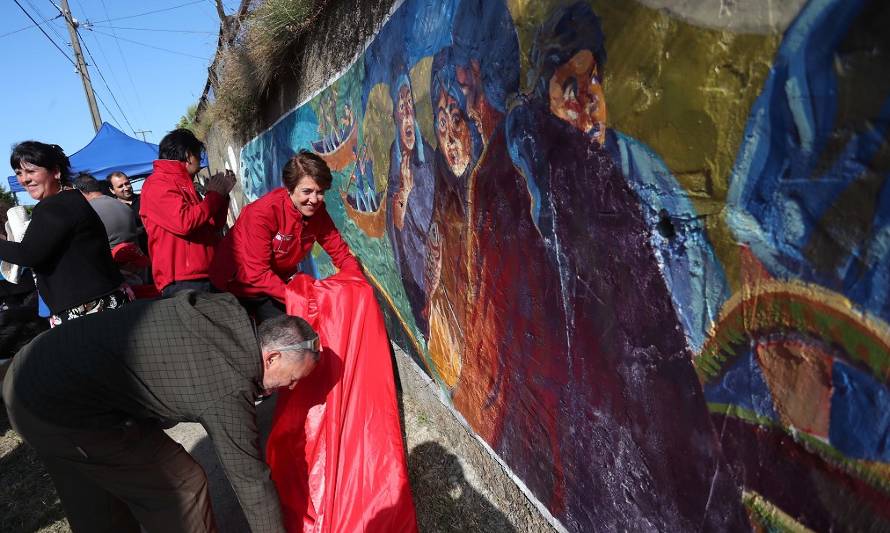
xmin=73 ymin=173 xmax=141 ymax=249
xmin=108 ymin=171 xmax=149 ymax=256
xmin=210 ymin=150 xmax=360 ymax=323
xmin=108 ymin=171 xmax=138 ymax=208
xmin=0 ymin=141 xmax=130 ymax=326
xmin=140 ymin=129 xmax=235 ymax=296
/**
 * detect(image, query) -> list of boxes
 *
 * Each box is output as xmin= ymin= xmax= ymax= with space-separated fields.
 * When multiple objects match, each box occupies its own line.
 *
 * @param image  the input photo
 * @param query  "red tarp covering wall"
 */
xmin=267 ymin=268 xmax=417 ymax=532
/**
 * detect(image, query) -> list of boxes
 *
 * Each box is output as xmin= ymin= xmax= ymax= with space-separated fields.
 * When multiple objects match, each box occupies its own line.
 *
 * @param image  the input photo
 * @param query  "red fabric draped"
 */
xmin=267 ymin=267 xmax=418 ymax=533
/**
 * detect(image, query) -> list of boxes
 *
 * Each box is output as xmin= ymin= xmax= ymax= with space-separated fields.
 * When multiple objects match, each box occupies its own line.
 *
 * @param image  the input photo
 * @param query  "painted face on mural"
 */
xmin=549 ymin=49 xmax=607 ymax=144
xmin=290 ymin=175 xmax=325 ymax=217
xmin=436 ymin=89 xmax=473 ymax=177
xmin=397 ymin=84 xmax=416 ymax=152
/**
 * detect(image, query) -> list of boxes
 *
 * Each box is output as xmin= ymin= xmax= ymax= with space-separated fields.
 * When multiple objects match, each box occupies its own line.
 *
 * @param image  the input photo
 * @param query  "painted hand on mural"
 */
xmin=393 ymin=155 xmax=413 ymax=230
xmin=422 ymin=221 xmax=442 ymax=315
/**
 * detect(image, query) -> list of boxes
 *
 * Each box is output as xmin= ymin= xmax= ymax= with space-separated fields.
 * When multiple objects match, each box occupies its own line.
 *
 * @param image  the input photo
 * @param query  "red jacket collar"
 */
xmin=153 ymin=159 xmax=190 ymax=176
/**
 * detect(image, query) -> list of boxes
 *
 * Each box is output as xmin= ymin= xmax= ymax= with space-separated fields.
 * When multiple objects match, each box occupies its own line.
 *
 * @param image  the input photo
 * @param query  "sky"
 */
xmin=0 ymin=0 xmax=238 ymax=203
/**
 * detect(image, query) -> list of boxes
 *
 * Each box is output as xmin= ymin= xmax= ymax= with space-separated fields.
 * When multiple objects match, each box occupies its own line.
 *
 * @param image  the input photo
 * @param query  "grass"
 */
xmin=0 ymin=410 xmax=69 ymax=533
xmin=199 ymin=0 xmax=328 ymax=141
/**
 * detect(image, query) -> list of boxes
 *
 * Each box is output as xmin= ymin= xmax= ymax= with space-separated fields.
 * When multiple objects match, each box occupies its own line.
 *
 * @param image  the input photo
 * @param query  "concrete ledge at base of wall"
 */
xmin=392 ymin=342 xmax=559 ymax=533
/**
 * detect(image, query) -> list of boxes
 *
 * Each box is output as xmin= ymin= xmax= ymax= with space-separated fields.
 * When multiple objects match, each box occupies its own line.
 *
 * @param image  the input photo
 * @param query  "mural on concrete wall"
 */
xmin=240 ymin=0 xmax=890 ymax=530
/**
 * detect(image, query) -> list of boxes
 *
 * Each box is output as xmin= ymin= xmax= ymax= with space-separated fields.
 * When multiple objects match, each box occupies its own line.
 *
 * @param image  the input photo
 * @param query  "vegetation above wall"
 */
xmin=194 ymin=0 xmax=329 ymax=142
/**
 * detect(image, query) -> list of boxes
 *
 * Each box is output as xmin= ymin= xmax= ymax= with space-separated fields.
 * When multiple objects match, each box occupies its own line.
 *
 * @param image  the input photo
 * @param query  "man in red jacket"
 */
xmin=141 ymin=129 xmax=235 ymax=295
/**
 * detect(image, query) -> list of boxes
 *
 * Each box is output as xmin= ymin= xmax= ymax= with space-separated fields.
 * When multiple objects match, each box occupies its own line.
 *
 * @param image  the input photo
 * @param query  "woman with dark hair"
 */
xmin=0 ymin=141 xmax=129 ymax=325
xmin=210 ymin=150 xmax=360 ymax=322
xmin=140 ymin=128 xmax=235 ymax=296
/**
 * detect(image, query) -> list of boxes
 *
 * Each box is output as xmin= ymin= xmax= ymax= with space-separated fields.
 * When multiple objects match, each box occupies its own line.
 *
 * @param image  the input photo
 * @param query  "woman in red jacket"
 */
xmin=210 ymin=150 xmax=360 ymax=322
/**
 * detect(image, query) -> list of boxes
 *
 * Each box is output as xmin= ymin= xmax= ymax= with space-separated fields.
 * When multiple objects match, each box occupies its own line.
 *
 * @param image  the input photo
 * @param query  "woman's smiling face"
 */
xmin=289 ymin=176 xmax=326 ymax=217
xmin=15 ymin=161 xmax=61 ymax=201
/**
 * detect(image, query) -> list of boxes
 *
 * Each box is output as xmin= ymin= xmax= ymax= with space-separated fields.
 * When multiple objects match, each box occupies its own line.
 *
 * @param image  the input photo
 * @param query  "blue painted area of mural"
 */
xmin=702 ymin=350 xmax=779 ymax=422
xmin=719 ymin=0 xmax=890 ymax=472
xmin=607 ymin=131 xmax=729 ymax=351
xmin=726 ymin=0 xmax=890 ymax=324
xmin=830 ymin=360 xmax=890 ymax=461
xmin=241 ymin=109 xmax=321 ymax=202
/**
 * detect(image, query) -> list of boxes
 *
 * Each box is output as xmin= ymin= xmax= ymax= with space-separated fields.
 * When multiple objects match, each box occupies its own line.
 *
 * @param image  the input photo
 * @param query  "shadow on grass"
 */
xmin=409 ymin=441 xmax=516 ymax=533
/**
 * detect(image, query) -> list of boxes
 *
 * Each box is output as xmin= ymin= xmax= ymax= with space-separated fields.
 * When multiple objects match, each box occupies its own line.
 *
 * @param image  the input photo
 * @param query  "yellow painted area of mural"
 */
xmin=410 ymin=56 xmax=436 ymax=152
xmin=508 ymin=0 xmax=782 ymax=290
xmin=427 ymin=297 xmax=463 ymax=388
xmin=742 ymin=490 xmax=816 ymax=533
xmin=363 ymin=83 xmax=395 ymax=195
xmin=697 ymin=280 xmax=890 ymax=383
xmin=596 ymin=1 xmax=780 ymax=292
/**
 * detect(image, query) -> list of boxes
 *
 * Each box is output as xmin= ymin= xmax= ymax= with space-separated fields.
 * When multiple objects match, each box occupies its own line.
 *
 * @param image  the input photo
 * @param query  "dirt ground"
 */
xmin=0 ymin=349 xmax=533 ymax=533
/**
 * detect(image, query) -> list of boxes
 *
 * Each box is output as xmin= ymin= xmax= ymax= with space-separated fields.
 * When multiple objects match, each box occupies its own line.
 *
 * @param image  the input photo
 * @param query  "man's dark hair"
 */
xmin=10 ymin=141 xmax=73 ymax=185
xmin=529 ymin=2 xmax=606 ymax=99
xmin=282 ymin=150 xmax=333 ymax=192
xmin=158 ymin=128 xmax=204 ymax=162
xmin=97 ymin=179 xmax=113 ymax=196
xmin=258 ymin=314 xmax=320 ymax=361
xmin=72 ymin=172 xmax=105 ymax=194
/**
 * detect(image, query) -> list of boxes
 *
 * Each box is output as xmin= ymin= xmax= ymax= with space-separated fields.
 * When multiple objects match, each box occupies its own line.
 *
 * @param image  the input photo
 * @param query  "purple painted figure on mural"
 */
xmin=505 ymin=3 xmax=747 ymax=530
xmin=385 ymin=71 xmax=436 ymax=336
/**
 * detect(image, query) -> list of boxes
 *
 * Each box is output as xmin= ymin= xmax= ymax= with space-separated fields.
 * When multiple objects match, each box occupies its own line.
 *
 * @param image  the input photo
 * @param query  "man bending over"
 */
xmin=3 ymin=291 xmax=319 ymax=533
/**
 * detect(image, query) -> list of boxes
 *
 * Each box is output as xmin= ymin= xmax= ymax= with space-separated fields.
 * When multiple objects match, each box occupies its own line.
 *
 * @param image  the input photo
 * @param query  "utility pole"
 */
xmin=60 ymin=0 xmax=102 ymax=133
xmin=134 ymin=130 xmax=152 ymax=142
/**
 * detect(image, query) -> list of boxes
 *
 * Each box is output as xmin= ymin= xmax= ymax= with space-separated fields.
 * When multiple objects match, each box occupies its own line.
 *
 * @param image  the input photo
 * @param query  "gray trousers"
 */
xmin=3 ymin=373 xmax=216 ymax=533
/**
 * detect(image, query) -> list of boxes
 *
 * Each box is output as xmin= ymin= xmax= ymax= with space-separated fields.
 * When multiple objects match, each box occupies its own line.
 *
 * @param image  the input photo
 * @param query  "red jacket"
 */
xmin=210 ymin=187 xmax=359 ymax=303
xmin=140 ymin=160 xmax=229 ymax=291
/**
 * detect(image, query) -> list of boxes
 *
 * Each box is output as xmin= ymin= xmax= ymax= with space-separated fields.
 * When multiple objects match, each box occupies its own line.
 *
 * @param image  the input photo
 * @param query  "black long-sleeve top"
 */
xmin=7 ymin=291 xmax=284 ymax=533
xmin=0 ymin=189 xmax=122 ymax=314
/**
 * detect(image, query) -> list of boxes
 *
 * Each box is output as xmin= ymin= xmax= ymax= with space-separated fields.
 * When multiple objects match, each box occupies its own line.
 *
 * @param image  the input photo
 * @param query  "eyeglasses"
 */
xmin=275 ymin=335 xmax=320 ymax=354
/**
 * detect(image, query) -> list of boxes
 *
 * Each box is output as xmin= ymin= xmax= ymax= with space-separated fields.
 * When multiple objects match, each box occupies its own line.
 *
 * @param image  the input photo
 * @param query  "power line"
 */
xmin=86 ymin=27 xmax=211 ymax=61
xmin=98 ymin=0 xmax=147 ymax=132
xmin=67 ymin=0 xmax=137 ymax=128
xmin=89 ymin=1 xmax=206 ymax=24
xmin=0 ymin=13 xmax=62 ymax=39
xmin=87 ymin=24 xmax=217 ymax=35
xmin=77 ymin=28 xmax=136 ymax=134
xmin=12 ymin=0 xmax=124 ymax=131
xmin=11 ymin=0 xmax=75 ymax=67
xmin=25 ymin=0 xmax=66 ymax=44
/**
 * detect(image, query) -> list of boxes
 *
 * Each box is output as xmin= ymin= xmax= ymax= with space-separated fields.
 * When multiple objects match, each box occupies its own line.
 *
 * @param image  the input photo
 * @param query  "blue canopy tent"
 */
xmin=6 ymin=122 xmax=159 ymax=194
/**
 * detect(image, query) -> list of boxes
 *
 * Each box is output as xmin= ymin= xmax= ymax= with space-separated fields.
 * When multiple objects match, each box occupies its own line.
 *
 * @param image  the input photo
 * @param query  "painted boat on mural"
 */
xmin=339 ymin=184 xmax=385 ymax=238
xmin=311 ymin=121 xmax=358 ymax=171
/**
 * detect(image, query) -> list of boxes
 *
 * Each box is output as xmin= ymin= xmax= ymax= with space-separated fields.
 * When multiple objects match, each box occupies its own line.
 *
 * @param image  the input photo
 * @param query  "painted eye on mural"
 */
xmin=450 ymin=110 xmax=463 ymax=130
xmin=437 ymin=111 xmax=447 ymax=132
